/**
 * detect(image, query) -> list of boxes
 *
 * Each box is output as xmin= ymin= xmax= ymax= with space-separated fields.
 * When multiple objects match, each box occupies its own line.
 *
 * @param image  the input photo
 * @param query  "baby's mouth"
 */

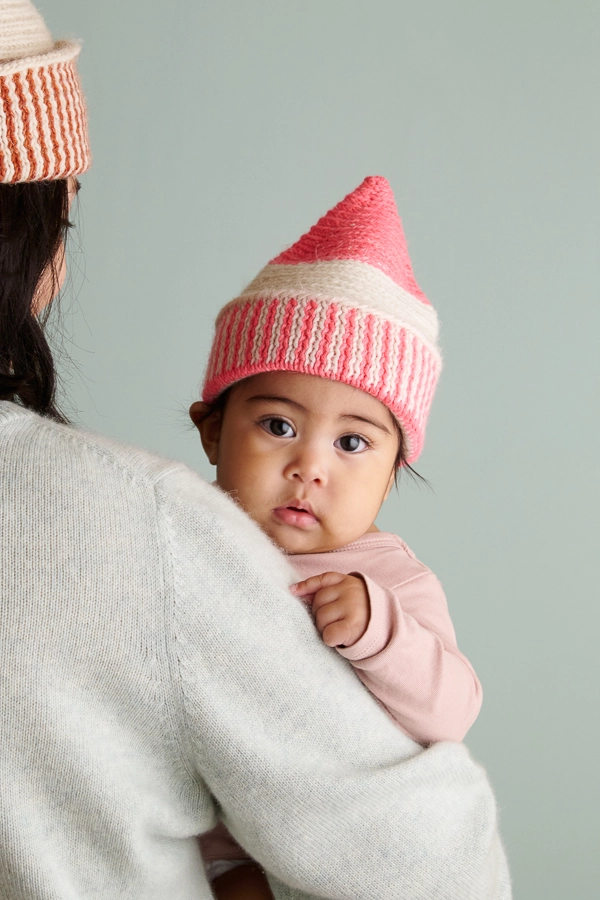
xmin=272 ymin=502 xmax=319 ymax=530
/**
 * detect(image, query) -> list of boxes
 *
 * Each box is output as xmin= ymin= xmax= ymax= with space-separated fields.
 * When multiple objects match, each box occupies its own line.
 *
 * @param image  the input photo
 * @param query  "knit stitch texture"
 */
xmin=0 ymin=402 xmax=511 ymax=899
xmin=0 ymin=0 xmax=91 ymax=182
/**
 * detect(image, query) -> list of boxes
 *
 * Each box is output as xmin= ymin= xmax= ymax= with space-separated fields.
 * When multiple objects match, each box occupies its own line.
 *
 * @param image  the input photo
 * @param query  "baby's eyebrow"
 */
xmin=340 ymin=413 xmax=392 ymax=435
xmin=246 ymin=395 xmax=307 ymax=412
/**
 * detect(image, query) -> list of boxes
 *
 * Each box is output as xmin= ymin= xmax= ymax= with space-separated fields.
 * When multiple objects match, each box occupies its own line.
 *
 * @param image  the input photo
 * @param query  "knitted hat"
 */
xmin=0 ymin=0 xmax=90 ymax=183
xmin=203 ymin=176 xmax=441 ymax=463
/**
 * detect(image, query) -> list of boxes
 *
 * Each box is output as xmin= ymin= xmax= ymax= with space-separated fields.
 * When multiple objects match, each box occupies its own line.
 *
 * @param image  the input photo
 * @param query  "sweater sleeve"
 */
xmin=155 ymin=475 xmax=509 ymax=900
xmin=337 ymin=572 xmax=483 ymax=744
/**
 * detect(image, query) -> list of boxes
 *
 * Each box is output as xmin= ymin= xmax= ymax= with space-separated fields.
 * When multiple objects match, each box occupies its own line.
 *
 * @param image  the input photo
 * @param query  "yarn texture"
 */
xmin=0 ymin=0 xmax=91 ymax=183
xmin=0 ymin=401 xmax=512 ymax=899
xmin=203 ymin=176 xmax=441 ymax=463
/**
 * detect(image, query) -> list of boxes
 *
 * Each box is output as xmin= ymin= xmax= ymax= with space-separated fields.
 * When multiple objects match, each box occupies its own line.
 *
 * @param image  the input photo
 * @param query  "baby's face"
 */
xmin=192 ymin=372 xmax=398 ymax=554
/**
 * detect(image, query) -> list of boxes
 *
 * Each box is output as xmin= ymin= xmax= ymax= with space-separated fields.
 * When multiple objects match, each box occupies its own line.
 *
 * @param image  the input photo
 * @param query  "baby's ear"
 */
xmin=189 ymin=401 xmax=209 ymax=428
xmin=189 ymin=401 xmax=222 ymax=466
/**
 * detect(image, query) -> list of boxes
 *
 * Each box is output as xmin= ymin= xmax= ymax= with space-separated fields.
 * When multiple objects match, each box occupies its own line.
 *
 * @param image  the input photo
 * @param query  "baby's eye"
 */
xmin=261 ymin=417 xmax=295 ymax=438
xmin=335 ymin=434 xmax=369 ymax=453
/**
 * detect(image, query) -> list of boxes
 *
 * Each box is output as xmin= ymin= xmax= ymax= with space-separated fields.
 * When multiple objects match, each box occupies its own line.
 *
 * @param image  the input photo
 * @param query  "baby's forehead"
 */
xmin=234 ymin=372 xmax=396 ymax=428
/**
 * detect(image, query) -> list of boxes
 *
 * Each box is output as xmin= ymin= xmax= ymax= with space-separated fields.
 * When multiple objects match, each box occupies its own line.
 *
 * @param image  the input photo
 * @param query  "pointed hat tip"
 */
xmin=344 ymin=175 xmax=394 ymax=205
xmin=269 ymin=175 xmax=429 ymax=303
xmin=357 ymin=174 xmax=392 ymax=190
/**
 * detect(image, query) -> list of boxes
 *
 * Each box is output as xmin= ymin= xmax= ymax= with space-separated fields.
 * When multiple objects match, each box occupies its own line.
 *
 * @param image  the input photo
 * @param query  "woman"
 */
xmin=0 ymin=3 xmax=511 ymax=899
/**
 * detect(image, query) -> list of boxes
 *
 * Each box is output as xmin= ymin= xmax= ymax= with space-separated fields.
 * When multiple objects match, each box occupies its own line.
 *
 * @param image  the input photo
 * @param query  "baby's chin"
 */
xmin=266 ymin=527 xmax=362 ymax=556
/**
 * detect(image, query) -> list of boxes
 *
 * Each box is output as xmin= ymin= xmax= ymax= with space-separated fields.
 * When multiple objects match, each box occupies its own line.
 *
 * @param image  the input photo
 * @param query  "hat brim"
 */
xmin=0 ymin=40 xmax=91 ymax=183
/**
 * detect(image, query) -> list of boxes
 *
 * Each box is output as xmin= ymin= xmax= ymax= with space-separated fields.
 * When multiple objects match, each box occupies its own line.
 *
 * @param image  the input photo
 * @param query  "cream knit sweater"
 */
xmin=0 ymin=401 xmax=511 ymax=900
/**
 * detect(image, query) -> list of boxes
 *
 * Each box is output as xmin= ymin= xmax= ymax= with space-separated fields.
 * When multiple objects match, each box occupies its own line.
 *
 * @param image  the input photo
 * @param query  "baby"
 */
xmin=190 ymin=176 xmax=482 ymax=900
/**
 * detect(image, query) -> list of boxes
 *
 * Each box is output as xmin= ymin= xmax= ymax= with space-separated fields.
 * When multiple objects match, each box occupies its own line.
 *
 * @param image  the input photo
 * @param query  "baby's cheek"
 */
xmin=343 ymin=490 xmax=373 ymax=525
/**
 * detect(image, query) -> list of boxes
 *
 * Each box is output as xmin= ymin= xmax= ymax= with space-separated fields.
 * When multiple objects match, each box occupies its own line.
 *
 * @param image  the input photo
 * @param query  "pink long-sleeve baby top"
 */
xmin=293 ymin=530 xmax=482 ymax=746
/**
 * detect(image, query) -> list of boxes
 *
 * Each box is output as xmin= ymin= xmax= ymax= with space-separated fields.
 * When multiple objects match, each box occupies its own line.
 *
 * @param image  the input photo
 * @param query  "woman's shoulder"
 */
xmin=0 ymin=401 xmax=231 ymax=530
xmin=0 ymin=401 xmax=193 ymax=492
xmin=2 ymin=402 xmax=295 ymax=584
xmin=0 ymin=401 xmax=295 ymax=584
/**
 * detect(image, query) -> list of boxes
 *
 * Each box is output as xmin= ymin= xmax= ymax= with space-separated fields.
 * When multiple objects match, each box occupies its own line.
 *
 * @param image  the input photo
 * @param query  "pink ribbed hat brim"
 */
xmin=203 ymin=295 xmax=441 ymax=464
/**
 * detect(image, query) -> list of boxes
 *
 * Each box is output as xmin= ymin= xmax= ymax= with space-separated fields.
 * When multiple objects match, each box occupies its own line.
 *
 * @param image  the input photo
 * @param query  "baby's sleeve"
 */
xmin=337 ymin=571 xmax=483 ymax=745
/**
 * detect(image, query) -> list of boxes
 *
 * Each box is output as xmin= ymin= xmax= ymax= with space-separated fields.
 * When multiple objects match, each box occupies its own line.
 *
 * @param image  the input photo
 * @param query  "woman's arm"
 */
xmin=156 ymin=471 xmax=509 ymax=900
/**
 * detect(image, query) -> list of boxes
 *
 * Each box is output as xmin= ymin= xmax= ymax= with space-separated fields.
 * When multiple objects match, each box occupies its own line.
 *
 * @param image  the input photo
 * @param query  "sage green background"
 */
xmin=43 ymin=1 xmax=599 ymax=897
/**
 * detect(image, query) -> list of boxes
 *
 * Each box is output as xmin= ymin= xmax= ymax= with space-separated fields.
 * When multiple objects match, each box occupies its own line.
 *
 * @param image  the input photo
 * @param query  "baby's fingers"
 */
xmin=290 ymin=571 xmax=347 ymax=597
xmin=322 ymin=619 xmax=355 ymax=648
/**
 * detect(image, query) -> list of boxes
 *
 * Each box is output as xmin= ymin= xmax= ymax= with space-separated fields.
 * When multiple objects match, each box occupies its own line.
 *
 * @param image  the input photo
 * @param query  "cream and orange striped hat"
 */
xmin=0 ymin=0 xmax=90 ymax=183
xmin=203 ymin=176 xmax=442 ymax=464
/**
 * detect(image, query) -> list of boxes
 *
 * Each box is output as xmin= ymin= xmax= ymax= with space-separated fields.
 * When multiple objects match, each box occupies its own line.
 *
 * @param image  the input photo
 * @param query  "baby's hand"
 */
xmin=291 ymin=573 xmax=370 ymax=648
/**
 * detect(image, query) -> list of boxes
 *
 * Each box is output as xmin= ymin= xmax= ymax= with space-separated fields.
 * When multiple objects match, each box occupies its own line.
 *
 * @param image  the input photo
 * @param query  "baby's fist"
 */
xmin=291 ymin=572 xmax=370 ymax=648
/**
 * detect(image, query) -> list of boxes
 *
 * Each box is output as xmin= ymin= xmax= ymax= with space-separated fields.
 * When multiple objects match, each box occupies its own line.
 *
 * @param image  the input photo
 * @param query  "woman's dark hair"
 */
xmin=0 ymin=179 xmax=72 ymax=423
xmin=200 ymin=384 xmax=427 ymax=487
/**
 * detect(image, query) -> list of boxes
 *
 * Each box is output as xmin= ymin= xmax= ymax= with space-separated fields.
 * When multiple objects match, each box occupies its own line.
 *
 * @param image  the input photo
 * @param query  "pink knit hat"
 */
xmin=203 ymin=176 xmax=442 ymax=463
xmin=0 ymin=0 xmax=91 ymax=183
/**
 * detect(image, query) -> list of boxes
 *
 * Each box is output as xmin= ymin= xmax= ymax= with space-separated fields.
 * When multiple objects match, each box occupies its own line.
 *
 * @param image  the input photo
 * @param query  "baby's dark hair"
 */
xmin=389 ymin=418 xmax=427 ymax=487
xmin=200 ymin=384 xmax=426 ymax=488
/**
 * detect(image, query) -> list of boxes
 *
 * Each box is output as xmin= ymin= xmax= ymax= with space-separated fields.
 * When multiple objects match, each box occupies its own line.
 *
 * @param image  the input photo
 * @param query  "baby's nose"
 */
xmin=285 ymin=448 xmax=327 ymax=484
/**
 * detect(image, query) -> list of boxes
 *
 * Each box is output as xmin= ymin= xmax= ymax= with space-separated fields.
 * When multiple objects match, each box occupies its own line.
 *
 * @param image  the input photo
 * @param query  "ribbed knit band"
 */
xmin=0 ymin=1 xmax=90 ymax=183
xmin=0 ymin=41 xmax=90 ymax=183
xmin=204 ymin=293 xmax=439 ymax=464
xmin=203 ymin=177 xmax=442 ymax=464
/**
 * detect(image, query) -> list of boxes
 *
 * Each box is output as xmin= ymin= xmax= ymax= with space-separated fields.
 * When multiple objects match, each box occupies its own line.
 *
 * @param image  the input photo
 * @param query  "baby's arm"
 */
xmin=292 ymin=570 xmax=482 ymax=745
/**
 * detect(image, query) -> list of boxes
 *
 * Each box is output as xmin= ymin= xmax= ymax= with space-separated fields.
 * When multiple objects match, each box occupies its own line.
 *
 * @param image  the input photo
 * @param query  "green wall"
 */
xmin=43 ymin=1 xmax=600 ymax=896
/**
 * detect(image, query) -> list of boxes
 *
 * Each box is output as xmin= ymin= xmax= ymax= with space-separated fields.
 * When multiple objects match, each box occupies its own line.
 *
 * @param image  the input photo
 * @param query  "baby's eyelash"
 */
xmin=257 ymin=415 xmax=293 ymax=426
